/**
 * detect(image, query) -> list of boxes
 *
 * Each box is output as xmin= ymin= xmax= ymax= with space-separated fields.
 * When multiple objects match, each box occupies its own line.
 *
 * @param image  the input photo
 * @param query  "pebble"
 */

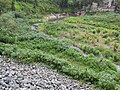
xmin=0 ymin=56 xmax=94 ymax=90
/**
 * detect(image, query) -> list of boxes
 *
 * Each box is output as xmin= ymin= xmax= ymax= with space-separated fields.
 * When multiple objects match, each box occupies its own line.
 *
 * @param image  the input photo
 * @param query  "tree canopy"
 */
xmin=0 ymin=0 xmax=119 ymax=14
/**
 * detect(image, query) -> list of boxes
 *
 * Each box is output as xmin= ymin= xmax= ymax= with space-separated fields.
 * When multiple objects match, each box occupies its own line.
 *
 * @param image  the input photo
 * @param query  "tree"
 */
xmin=11 ymin=0 xmax=16 ymax=11
xmin=80 ymin=0 xmax=103 ymax=11
xmin=0 ymin=0 xmax=12 ymax=14
xmin=115 ymin=0 xmax=120 ymax=12
xmin=33 ymin=0 xmax=38 ymax=8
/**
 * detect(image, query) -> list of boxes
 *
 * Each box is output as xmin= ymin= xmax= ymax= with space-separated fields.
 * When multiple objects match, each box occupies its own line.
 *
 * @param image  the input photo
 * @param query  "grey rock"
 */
xmin=0 ymin=56 xmax=93 ymax=90
xmin=0 ymin=80 xmax=8 ymax=88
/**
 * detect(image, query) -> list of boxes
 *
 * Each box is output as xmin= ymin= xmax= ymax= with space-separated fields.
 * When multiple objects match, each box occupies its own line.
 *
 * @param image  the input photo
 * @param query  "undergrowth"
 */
xmin=0 ymin=12 xmax=120 ymax=90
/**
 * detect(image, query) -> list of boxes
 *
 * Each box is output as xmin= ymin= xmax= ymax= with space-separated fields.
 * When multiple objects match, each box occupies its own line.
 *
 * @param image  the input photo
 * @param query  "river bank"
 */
xmin=0 ymin=56 xmax=94 ymax=90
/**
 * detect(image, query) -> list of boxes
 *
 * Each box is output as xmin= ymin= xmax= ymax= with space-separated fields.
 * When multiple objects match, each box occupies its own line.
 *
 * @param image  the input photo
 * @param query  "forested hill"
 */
xmin=0 ymin=0 xmax=60 ymax=16
xmin=0 ymin=0 xmax=120 ymax=16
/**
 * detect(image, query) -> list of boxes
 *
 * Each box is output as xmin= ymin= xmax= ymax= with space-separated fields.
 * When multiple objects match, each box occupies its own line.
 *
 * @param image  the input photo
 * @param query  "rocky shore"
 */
xmin=0 ymin=56 xmax=94 ymax=90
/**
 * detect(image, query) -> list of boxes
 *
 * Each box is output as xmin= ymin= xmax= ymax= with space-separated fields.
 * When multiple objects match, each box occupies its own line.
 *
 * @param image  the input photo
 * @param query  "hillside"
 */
xmin=0 ymin=0 xmax=120 ymax=90
xmin=0 ymin=0 xmax=60 ymax=16
xmin=39 ymin=12 xmax=120 ymax=64
xmin=0 ymin=11 xmax=120 ymax=90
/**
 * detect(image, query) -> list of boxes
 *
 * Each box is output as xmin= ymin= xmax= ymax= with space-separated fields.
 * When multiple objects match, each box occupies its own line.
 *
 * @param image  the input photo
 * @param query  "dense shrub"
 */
xmin=0 ymin=12 xmax=120 ymax=90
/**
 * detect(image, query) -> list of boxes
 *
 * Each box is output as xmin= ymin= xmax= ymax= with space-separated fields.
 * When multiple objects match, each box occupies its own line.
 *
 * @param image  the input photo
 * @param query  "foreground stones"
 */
xmin=0 ymin=56 xmax=94 ymax=90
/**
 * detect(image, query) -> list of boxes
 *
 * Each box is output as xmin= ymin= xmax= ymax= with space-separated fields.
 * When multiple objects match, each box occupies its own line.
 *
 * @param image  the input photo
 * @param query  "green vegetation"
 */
xmin=0 ymin=0 xmax=60 ymax=16
xmin=0 ymin=12 xmax=120 ymax=90
xmin=39 ymin=12 xmax=120 ymax=63
xmin=0 ymin=0 xmax=119 ymax=16
xmin=0 ymin=0 xmax=120 ymax=90
xmin=115 ymin=0 xmax=120 ymax=12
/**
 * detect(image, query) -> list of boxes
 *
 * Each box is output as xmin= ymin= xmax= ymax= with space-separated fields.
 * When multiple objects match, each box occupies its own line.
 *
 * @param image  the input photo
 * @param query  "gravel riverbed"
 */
xmin=0 ymin=56 xmax=94 ymax=90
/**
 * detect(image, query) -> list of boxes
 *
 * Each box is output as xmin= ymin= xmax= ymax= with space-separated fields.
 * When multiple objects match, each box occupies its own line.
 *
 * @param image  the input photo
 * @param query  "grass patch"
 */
xmin=38 ymin=12 xmax=120 ymax=63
